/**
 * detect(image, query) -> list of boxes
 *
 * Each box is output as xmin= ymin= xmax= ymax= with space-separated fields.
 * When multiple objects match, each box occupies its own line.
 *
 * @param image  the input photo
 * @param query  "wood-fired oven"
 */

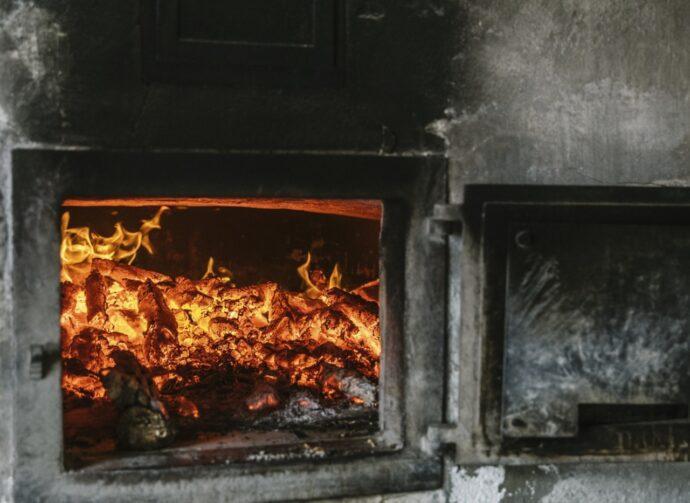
xmin=11 ymin=151 xmax=690 ymax=501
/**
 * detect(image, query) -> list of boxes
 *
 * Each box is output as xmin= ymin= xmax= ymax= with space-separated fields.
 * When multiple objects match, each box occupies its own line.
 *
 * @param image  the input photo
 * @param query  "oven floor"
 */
xmin=63 ymin=384 xmax=378 ymax=470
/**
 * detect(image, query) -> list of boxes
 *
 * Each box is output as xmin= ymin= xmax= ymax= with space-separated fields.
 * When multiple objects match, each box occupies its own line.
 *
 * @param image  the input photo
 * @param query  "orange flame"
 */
xmin=60 ymin=207 xmax=168 ymax=282
xmin=297 ymin=251 xmax=342 ymax=299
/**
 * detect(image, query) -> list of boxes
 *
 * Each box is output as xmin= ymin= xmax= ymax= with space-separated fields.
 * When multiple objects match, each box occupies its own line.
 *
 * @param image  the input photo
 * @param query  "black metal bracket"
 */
xmin=29 ymin=343 xmax=59 ymax=380
xmin=427 ymin=204 xmax=463 ymax=243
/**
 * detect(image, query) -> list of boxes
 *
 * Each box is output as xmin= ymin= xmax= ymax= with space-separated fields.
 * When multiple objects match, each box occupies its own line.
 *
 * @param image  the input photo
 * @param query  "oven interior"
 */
xmin=59 ymin=198 xmax=382 ymax=468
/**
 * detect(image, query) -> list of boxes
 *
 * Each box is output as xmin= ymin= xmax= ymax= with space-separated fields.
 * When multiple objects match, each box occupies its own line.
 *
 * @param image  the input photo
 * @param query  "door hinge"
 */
xmin=29 ymin=343 xmax=60 ymax=380
xmin=422 ymin=422 xmax=463 ymax=456
xmin=427 ymin=204 xmax=463 ymax=243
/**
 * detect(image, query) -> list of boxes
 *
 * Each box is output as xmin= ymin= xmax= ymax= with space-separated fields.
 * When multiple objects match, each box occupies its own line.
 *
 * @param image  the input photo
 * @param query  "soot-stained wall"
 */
xmin=436 ymin=0 xmax=690 ymax=189
xmin=2 ymin=0 xmax=690 ymax=501
xmin=0 ymin=0 xmax=456 ymax=152
xmin=438 ymin=1 xmax=690 ymax=502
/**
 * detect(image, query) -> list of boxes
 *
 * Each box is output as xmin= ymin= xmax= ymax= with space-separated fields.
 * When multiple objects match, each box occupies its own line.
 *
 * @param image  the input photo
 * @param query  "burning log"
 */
xmin=85 ymin=272 xmax=107 ymax=322
xmin=116 ymin=407 xmax=175 ymax=452
xmin=320 ymin=366 xmax=377 ymax=406
xmin=138 ymin=280 xmax=180 ymax=369
xmin=351 ymin=279 xmax=379 ymax=305
xmin=101 ymin=349 xmax=176 ymax=450
xmin=61 ymin=258 xmax=380 ymax=425
xmin=168 ymin=395 xmax=199 ymax=418
xmin=245 ymin=381 xmax=280 ymax=412
xmin=91 ymin=257 xmax=173 ymax=285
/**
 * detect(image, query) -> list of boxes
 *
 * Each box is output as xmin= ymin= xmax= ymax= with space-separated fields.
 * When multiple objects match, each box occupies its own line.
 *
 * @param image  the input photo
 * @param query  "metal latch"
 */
xmin=427 ymin=204 xmax=463 ymax=243
xmin=29 ymin=343 xmax=60 ymax=380
xmin=422 ymin=422 xmax=472 ymax=459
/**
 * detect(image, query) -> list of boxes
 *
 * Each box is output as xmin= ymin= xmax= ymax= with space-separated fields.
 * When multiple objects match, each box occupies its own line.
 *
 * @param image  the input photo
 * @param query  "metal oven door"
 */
xmin=11 ymin=150 xmax=448 ymax=501
xmin=446 ymin=185 xmax=690 ymax=464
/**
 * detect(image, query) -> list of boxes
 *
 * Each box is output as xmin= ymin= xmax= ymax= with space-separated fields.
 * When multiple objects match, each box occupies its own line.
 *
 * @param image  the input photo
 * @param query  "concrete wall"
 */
xmin=2 ymin=0 xmax=690 ymax=501
xmin=438 ymin=0 xmax=690 ymax=188
xmin=436 ymin=1 xmax=690 ymax=501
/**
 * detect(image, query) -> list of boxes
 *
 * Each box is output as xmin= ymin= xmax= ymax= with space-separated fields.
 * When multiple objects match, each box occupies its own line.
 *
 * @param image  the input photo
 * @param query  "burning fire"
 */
xmin=60 ymin=206 xmax=380 ymax=440
xmin=60 ymin=207 xmax=168 ymax=282
xmin=297 ymin=252 xmax=343 ymax=298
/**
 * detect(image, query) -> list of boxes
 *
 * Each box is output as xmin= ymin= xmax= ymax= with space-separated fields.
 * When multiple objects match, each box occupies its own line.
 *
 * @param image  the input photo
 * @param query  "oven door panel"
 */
xmin=452 ymin=184 xmax=690 ymax=463
xmin=11 ymin=150 xmax=448 ymax=501
xmin=503 ymin=220 xmax=690 ymax=439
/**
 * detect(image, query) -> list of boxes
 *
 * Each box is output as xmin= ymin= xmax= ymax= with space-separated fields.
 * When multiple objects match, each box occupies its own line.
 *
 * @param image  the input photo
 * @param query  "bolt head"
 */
xmin=515 ymin=229 xmax=534 ymax=249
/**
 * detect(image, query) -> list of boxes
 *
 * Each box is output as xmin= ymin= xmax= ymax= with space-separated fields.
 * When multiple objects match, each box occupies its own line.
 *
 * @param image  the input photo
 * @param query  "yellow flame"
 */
xmin=60 ymin=207 xmax=169 ymax=282
xmin=297 ymin=251 xmax=342 ymax=298
xmin=202 ymin=257 xmax=216 ymax=280
xmin=328 ymin=263 xmax=342 ymax=290
xmin=297 ymin=252 xmax=320 ymax=298
xmin=202 ymin=256 xmax=232 ymax=282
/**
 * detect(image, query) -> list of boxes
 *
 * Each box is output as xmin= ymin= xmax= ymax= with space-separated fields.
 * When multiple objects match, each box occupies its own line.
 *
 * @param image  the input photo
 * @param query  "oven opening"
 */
xmin=59 ymin=198 xmax=382 ymax=469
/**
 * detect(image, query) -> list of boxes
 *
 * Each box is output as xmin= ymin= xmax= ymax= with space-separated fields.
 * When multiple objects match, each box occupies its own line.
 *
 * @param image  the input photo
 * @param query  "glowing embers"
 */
xmin=60 ymin=201 xmax=381 ymax=462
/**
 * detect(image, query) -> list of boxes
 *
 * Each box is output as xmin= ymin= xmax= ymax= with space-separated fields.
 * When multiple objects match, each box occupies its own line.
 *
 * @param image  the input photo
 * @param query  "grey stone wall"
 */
xmin=436 ymin=0 xmax=690 ymax=189
xmin=2 ymin=0 xmax=690 ymax=501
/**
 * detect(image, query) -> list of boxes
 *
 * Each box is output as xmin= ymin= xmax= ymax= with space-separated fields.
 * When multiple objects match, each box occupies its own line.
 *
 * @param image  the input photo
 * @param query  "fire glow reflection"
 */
xmin=60 ymin=200 xmax=381 ymax=463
